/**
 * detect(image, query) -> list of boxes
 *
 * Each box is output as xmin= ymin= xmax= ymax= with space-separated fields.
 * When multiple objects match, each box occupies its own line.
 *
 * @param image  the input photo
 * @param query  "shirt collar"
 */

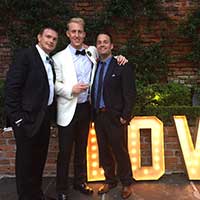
xmin=36 ymin=44 xmax=49 ymax=63
xmin=69 ymin=44 xmax=85 ymax=55
xmin=100 ymin=56 xmax=112 ymax=65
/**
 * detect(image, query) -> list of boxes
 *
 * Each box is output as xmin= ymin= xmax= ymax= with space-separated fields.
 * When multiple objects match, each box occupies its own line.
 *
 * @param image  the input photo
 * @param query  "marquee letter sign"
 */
xmin=129 ymin=116 xmax=165 ymax=180
xmin=87 ymin=123 xmax=105 ymax=181
xmin=87 ymin=116 xmax=200 ymax=181
xmin=174 ymin=115 xmax=200 ymax=180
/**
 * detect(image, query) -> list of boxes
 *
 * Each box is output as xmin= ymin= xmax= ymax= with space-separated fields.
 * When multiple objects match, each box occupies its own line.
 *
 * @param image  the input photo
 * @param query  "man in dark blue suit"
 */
xmin=5 ymin=26 xmax=58 ymax=200
xmin=91 ymin=32 xmax=136 ymax=199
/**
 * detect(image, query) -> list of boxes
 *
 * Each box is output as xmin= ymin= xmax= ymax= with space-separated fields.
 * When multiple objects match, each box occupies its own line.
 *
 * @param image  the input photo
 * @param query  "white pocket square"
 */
xmin=112 ymin=74 xmax=116 ymax=77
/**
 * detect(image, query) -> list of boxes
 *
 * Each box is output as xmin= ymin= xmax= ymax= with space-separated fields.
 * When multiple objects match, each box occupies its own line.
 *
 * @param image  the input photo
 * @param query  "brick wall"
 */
xmin=0 ymin=125 xmax=196 ymax=176
xmin=0 ymin=25 xmax=11 ymax=79
xmin=0 ymin=0 xmax=200 ymax=84
xmin=67 ymin=0 xmax=200 ymax=85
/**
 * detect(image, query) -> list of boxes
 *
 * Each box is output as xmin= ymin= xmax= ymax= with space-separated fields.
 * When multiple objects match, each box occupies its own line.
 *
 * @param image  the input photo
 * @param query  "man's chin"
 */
xmin=72 ymin=43 xmax=83 ymax=49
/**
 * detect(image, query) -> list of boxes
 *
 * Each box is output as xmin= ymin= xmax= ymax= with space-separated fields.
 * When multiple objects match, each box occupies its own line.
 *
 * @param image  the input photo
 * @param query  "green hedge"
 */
xmin=133 ymin=106 xmax=200 ymax=126
xmin=136 ymin=82 xmax=191 ymax=107
xmin=133 ymin=82 xmax=199 ymax=126
xmin=0 ymin=80 xmax=199 ymax=127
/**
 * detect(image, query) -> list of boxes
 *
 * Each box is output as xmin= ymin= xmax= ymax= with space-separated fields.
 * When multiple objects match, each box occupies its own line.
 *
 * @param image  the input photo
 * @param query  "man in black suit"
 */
xmin=91 ymin=32 xmax=136 ymax=199
xmin=5 ymin=27 xmax=58 ymax=200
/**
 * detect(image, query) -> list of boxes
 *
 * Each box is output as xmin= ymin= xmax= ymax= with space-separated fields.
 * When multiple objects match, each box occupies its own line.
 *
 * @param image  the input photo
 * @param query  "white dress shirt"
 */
xmin=69 ymin=44 xmax=92 ymax=103
xmin=36 ymin=44 xmax=54 ymax=106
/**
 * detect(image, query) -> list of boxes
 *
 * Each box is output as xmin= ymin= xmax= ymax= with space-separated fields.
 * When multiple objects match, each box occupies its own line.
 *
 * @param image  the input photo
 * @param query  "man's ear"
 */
xmin=37 ymin=34 xmax=41 ymax=43
xmin=66 ymin=31 xmax=69 ymax=38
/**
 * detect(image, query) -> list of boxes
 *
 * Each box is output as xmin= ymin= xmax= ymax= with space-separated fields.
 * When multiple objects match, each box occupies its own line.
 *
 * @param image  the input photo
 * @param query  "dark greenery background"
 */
xmin=0 ymin=0 xmax=69 ymax=54
xmin=0 ymin=0 xmax=200 ymax=127
xmin=178 ymin=9 xmax=200 ymax=97
xmin=1 ymin=0 xmax=169 ymax=84
xmin=178 ymin=10 xmax=200 ymax=65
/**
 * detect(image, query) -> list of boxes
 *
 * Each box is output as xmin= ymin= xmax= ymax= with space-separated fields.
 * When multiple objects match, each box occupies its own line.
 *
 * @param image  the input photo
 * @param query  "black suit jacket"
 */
xmin=91 ymin=57 xmax=137 ymax=122
xmin=5 ymin=46 xmax=55 ymax=137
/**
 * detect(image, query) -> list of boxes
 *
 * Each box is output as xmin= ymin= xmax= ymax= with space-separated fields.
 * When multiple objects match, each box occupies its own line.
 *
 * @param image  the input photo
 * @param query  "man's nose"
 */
xmin=75 ymin=31 xmax=79 ymax=37
xmin=49 ymin=38 xmax=54 ymax=43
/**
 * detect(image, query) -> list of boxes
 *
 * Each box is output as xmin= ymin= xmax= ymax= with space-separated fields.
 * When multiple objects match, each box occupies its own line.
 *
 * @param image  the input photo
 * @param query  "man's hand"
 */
xmin=120 ymin=117 xmax=127 ymax=124
xmin=115 ymin=55 xmax=128 ymax=65
xmin=72 ymin=83 xmax=89 ymax=95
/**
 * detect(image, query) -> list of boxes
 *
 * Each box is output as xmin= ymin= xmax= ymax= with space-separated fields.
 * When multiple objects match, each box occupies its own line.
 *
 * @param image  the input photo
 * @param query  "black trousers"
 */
xmin=94 ymin=111 xmax=134 ymax=186
xmin=13 ymin=109 xmax=51 ymax=200
xmin=56 ymin=102 xmax=90 ymax=194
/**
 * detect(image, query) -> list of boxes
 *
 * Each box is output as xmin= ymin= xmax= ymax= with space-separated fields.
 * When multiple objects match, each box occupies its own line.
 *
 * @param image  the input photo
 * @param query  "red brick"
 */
xmin=7 ymin=139 xmax=16 ymax=145
xmin=165 ymin=137 xmax=179 ymax=143
xmin=164 ymin=150 xmax=174 ymax=156
xmin=0 ymin=165 xmax=14 ymax=172
xmin=47 ymin=152 xmax=57 ymax=158
xmin=0 ymin=139 xmax=6 ymax=145
xmin=46 ymin=159 xmax=56 ymax=164
xmin=0 ymin=145 xmax=15 ymax=152
xmin=9 ymin=159 xmax=16 ymax=164
xmin=5 ymin=152 xmax=15 ymax=158
xmin=1 ymin=132 xmax=14 ymax=138
xmin=0 ymin=159 xmax=10 ymax=165
xmin=165 ymin=157 xmax=178 ymax=164
xmin=165 ymin=143 xmax=181 ymax=150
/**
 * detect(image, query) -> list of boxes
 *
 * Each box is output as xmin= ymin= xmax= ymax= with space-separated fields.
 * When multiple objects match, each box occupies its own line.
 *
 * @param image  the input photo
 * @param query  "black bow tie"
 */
xmin=46 ymin=56 xmax=55 ymax=82
xmin=75 ymin=49 xmax=86 ymax=56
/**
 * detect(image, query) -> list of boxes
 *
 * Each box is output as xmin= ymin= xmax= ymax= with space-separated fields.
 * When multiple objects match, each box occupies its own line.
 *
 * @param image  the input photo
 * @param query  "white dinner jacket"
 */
xmin=53 ymin=45 xmax=98 ymax=126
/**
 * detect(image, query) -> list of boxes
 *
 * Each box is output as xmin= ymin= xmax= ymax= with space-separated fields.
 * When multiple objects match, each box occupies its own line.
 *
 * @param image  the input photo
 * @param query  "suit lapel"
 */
xmin=104 ymin=57 xmax=115 ymax=85
xmin=91 ymin=61 xmax=100 ymax=101
xmin=86 ymin=47 xmax=97 ymax=89
xmin=65 ymin=46 xmax=77 ymax=82
xmin=32 ymin=46 xmax=49 ymax=84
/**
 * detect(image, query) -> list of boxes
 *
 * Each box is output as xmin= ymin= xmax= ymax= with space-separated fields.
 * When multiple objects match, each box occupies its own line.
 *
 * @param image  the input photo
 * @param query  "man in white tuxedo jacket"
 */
xmin=53 ymin=17 xmax=97 ymax=200
xmin=53 ymin=17 xmax=127 ymax=200
xmin=54 ymin=45 xmax=97 ymax=127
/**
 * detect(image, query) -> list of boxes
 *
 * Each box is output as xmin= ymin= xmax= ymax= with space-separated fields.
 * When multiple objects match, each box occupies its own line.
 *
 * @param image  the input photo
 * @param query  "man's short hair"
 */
xmin=38 ymin=26 xmax=58 ymax=35
xmin=96 ymin=31 xmax=113 ymax=43
xmin=67 ymin=17 xmax=85 ymax=30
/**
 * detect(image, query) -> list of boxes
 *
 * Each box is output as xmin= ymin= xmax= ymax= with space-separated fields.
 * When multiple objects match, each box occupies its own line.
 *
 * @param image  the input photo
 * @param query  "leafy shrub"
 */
xmin=178 ymin=10 xmax=200 ymax=67
xmin=136 ymin=82 xmax=191 ymax=109
xmin=133 ymin=82 xmax=199 ymax=126
xmin=133 ymin=106 xmax=200 ymax=126
xmin=0 ymin=80 xmax=198 ymax=127
xmin=119 ymin=38 xmax=169 ymax=85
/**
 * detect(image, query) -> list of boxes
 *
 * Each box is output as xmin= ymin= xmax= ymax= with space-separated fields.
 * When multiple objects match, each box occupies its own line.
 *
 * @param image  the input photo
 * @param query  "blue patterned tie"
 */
xmin=96 ymin=62 xmax=105 ymax=109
